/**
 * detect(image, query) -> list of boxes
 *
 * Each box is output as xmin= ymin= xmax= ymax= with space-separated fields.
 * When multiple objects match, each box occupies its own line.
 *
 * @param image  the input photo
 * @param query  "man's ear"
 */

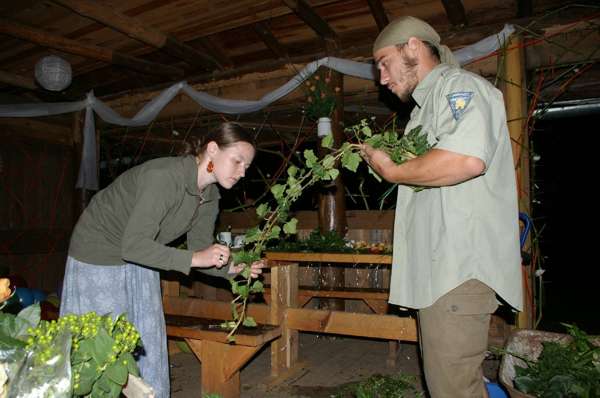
xmin=406 ymin=37 xmax=421 ymax=52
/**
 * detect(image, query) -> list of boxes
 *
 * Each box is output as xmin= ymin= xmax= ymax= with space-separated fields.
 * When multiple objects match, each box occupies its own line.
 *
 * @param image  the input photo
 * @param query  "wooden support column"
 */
xmin=269 ymin=261 xmax=298 ymax=377
xmin=502 ymin=34 xmax=533 ymax=328
xmin=317 ymin=68 xmax=346 ymax=312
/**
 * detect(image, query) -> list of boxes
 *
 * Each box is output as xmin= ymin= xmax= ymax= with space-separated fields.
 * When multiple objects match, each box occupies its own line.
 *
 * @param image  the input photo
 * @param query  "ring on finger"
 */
xmin=218 ymin=253 xmax=224 ymax=262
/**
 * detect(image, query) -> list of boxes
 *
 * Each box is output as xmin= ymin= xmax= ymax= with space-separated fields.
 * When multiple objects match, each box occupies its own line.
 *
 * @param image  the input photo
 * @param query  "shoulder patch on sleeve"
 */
xmin=446 ymin=92 xmax=474 ymax=120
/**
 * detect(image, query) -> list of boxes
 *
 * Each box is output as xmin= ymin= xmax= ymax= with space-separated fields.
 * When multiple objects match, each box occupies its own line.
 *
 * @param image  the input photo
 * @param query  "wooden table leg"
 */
xmin=270 ymin=261 xmax=299 ymax=377
xmin=186 ymin=339 xmax=262 ymax=398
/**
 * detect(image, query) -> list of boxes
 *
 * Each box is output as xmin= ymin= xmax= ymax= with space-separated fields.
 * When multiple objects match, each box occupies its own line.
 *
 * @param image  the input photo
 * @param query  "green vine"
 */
xmin=222 ymin=119 xmax=431 ymax=341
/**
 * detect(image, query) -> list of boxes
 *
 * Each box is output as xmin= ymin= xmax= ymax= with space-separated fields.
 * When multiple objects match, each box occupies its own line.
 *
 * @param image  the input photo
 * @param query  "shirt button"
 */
xmin=451 ymin=305 xmax=458 ymax=312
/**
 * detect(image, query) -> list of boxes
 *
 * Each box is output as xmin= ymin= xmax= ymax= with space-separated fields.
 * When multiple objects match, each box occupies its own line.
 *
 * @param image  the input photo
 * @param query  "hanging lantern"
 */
xmin=317 ymin=117 xmax=332 ymax=137
xmin=35 ymin=55 xmax=72 ymax=91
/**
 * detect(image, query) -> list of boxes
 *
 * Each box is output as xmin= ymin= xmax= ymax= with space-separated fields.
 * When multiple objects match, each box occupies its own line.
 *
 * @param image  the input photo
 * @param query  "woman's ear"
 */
xmin=206 ymin=141 xmax=219 ymax=157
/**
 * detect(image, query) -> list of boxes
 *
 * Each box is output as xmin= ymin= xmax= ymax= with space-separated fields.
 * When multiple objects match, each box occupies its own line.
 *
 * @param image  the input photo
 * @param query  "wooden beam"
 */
xmin=282 ymin=0 xmax=338 ymax=45
xmin=365 ymin=0 xmax=389 ymax=32
xmin=162 ymin=296 xmax=270 ymax=325
xmin=253 ymin=22 xmax=288 ymax=59
xmin=441 ymin=0 xmax=468 ymax=27
xmin=0 ymin=18 xmax=184 ymax=78
xmin=285 ymin=308 xmax=417 ymax=341
xmin=51 ymin=0 xmax=220 ymax=70
xmin=196 ymin=37 xmax=233 ymax=69
xmin=0 ymin=69 xmax=36 ymax=90
xmin=0 ymin=118 xmax=72 ymax=146
xmin=517 ymin=0 xmax=533 ymax=18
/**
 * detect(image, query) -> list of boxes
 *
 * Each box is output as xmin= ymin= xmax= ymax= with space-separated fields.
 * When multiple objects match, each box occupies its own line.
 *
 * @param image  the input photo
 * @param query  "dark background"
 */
xmin=533 ymin=113 xmax=598 ymax=334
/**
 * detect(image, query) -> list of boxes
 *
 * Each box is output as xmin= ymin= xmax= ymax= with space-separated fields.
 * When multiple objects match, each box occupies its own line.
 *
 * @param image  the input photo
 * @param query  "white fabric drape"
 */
xmin=0 ymin=25 xmax=515 ymax=190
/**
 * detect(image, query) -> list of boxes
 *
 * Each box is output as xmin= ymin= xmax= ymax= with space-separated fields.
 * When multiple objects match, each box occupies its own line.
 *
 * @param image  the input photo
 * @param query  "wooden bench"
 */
xmin=165 ymin=314 xmax=281 ymax=398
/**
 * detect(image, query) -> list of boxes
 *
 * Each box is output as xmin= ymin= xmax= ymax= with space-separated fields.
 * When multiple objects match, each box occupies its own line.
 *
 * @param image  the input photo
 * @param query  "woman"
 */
xmin=60 ymin=121 xmax=263 ymax=397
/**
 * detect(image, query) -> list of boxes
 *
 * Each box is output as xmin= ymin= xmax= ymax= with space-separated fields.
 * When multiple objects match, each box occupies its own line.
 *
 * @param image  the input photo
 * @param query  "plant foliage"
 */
xmin=224 ymin=118 xmax=429 ymax=341
xmin=334 ymin=373 xmax=423 ymax=398
xmin=513 ymin=324 xmax=600 ymax=397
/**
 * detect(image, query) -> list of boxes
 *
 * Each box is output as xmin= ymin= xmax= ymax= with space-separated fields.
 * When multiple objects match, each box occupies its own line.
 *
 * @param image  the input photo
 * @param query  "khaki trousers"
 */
xmin=418 ymin=279 xmax=498 ymax=398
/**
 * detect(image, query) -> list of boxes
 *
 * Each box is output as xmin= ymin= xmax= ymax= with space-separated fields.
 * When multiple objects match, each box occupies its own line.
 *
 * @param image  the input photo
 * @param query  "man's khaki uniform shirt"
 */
xmin=70 ymin=155 xmax=228 ymax=278
xmin=390 ymin=64 xmax=523 ymax=311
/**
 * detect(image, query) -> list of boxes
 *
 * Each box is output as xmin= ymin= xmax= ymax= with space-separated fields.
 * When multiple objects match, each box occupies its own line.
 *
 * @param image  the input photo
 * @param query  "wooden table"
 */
xmin=166 ymin=314 xmax=281 ymax=398
xmin=265 ymin=252 xmax=417 ymax=372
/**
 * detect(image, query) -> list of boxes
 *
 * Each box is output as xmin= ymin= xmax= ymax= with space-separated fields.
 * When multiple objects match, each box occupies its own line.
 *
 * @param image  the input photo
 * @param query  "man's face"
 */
xmin=374 ymin=44 xmax=419 ymax=102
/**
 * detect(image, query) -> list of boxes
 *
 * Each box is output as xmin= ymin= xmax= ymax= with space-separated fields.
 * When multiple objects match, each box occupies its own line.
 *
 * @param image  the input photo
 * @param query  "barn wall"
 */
xmin=0 ymin=135 xmax=75 ymax=294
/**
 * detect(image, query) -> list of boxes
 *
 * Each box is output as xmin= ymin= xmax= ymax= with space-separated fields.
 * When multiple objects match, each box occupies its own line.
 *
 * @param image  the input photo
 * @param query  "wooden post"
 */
xmin=270 ymin=261 xmax=299 ymax=377
xmin=317 ymin=68 xmax=346 ymax=311
xmin=502 ymin=34 xmax=533 ymax=328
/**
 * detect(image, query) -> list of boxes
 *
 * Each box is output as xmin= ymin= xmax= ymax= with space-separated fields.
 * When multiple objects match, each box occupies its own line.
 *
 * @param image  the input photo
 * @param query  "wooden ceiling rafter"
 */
xmin=282 ymin=0 xmax=339 ymax=49
xmin=441 ymin=0 xmax=468 ymax=27
xmin=51 ymin=0 xmax=221 ymax=71
xmin=253 ymin=22 xmax=289 ymax=59
xmin=365 ymin=0 xmax=389 ymax=32
xmin=195 ymin=37 xmax=234 ymax=70
xmin=0 ymin=18 xmax=184 ymax=79
xmin=0 ymin=69 xmax=36 ymax=90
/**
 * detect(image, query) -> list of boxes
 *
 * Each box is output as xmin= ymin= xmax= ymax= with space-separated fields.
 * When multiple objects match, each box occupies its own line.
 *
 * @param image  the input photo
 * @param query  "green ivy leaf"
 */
xmin=270 ymin=184 xmax=285 ymax=200
xmin=105 ymin=361 xmax=128 ymax=385
xmin=268 ymin=225 xmax=281 ymax=240
xmin=230 ymin=280 xmax=240 ymax=295
xmin=321 ymin=133 xmax=333 ymax=149
xmin=120 ymin=352 xmax=139 ymax=377
xmin=287 ymin=165 xmax=298 ymax=177
xmin=328 ymin=168 xmax=339 ymax=180
xmin=342 ymin=151 xmax=361 ymax=172
xmin=322 ymin=154 xmax=335 ymax=169
xmin=244 ymin=226 xmax=262 ymax=243
xmin=256 ymin=203 xmax=269 ymax=219
xmin=304 ymin=149 xmax=318 ymax=168
xmin=283 ymin=218 xmax=298 ymax=235
xmin=250 ymin=280 xmax=264 ymax=294
xmin=74 ymin=361 xmax=96 ymax=396
xmin=243 ymin=316 xmax=257 ymax=327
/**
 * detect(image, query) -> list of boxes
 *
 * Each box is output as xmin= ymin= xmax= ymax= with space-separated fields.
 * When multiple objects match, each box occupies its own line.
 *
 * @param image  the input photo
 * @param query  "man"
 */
xmin=361 ymin=16 xmax=523 ymax=398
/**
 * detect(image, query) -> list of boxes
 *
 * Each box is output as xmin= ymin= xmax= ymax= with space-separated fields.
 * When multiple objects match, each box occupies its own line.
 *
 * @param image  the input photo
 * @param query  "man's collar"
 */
xmin=183 ymin=155 xmax=220 ymax=202
xmin=411 ymin=64 xmax=452 ymax=107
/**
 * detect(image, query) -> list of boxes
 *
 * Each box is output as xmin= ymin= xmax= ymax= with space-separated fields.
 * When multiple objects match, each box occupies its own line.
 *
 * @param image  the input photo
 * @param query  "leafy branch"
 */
xmin=223 ymin=118 xmax=430 ymax=341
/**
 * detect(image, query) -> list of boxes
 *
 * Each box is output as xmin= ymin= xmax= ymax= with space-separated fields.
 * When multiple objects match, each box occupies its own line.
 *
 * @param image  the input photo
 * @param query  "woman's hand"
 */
xmin=229 ymin=259 xmax=265 ymax=279
xmin=191 ymin=244 xmax=230 ymax=268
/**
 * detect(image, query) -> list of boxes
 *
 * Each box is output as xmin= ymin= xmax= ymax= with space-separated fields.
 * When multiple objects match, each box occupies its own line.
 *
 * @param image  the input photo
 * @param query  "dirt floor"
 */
xmin=169 ymin=333 xmax=502 ymax=397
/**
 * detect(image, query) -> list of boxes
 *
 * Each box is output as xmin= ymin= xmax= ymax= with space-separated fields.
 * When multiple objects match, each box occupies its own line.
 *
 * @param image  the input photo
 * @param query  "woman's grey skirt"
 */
xmin=60 ymin=256 xmax=169 ymax=398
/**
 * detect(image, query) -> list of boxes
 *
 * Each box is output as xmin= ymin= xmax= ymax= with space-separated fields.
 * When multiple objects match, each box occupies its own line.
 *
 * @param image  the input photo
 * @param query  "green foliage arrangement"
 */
xmin=334 ymin=373 xmax=423 ymax=398
xmin=223 ymin=118 xmax=430 ymax=341
xmin=270 ymin=229 xmax=355 ymax=253
xmin=0 ymin=304 xmax=141 ymax=398
xmin=512 ymin=324 xmax=600 ymax=397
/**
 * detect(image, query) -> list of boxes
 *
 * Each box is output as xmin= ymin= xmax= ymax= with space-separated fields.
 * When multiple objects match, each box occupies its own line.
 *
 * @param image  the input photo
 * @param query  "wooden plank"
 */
xmin=0 ymin=118 xmax=73 ymax=146
xmin=0 ymin=69 xmax=36 ymax=90
xmin=441 ymin=0 xmax=468 ymax=26
xmin=0 ymin=18 xmax=183 ymax=77
xmin=285 ymin=308 xmax=417 ymax=341
xmin=0 ymin=228 xmax=71 ymax=254
xmin=167 ymin=322 xmax=280 ymax=347
xmin=162 ymin=296 xmax=270 ymax=324
xmin=52 ymin=0 xmax=220 ymax=69
xmin=265 ymin=287 xmax=388 ymax=300
xmin=282 ymin=0 xmax=338 ymax=42
xmin=365 ymin=0 xmax=389 ymax=32
xmin=269 ymin=262 xmax=298 ymax=376
xmin=266 ymin=252 xmax=392 ymax=264
xmin=253 ymin=22 xmax=288 ymax=59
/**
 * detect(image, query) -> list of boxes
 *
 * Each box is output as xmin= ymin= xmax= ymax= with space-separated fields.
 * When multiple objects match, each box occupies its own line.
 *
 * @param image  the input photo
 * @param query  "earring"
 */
xmin=207 ymin=160 xmax=214 ymax=173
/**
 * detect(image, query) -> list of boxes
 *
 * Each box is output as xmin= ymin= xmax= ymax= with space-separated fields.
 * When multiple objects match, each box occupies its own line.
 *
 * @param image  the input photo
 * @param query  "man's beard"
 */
xmin=397 ymin=53 xmax=419 ymax=102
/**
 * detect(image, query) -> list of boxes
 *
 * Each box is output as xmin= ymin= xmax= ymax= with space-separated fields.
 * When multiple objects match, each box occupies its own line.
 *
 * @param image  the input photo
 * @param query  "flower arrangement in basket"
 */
xmin=303 ymin=72 xmax=340 ymax=121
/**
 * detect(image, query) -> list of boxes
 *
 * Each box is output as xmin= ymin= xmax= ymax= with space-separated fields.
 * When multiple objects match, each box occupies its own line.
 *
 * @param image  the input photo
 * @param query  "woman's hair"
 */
xmin=181 ymin=122 xmax=255 ymax=156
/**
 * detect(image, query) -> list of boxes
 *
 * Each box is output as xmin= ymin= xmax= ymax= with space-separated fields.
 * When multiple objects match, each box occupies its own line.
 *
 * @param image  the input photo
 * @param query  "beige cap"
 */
xmin=373 ymin=16 xmax=458 ymax=66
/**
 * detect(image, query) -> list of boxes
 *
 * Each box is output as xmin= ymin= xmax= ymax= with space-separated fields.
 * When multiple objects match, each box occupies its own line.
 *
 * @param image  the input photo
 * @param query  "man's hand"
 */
xmin=360 ymin=144 xmax=395 ymax=181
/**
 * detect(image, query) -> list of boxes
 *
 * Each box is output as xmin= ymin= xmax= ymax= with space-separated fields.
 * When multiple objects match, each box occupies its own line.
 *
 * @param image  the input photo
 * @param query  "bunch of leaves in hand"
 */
xmin=345 ymin=118 xmax=431 ymax=186
xmin=223 ymin=136 xmax=363 ymax=342
xmin=513 ymin=324 xmax=600 ymax=397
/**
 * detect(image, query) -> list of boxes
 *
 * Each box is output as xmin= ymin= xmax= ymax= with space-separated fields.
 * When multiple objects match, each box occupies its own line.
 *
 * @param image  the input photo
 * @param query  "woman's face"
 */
xmin=210 ymin=141 xmax=255 ymax=189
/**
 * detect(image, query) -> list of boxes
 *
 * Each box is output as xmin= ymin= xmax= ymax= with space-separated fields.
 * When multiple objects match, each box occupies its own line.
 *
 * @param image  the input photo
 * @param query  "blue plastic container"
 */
xmin=486 ymin=382 xmax=508 ymax=398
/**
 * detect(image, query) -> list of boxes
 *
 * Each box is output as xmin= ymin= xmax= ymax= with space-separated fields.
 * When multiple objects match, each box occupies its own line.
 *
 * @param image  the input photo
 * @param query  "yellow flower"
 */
xmin=0 ymin=278 xmax=11 ymax=303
